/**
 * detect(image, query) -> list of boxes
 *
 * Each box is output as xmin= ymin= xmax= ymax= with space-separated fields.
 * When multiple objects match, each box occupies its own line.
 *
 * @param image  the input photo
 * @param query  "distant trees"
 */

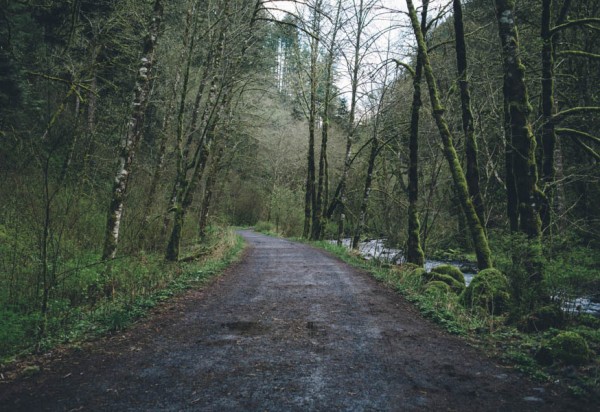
xmin=165 ymin=0 xmax=264 ymax=261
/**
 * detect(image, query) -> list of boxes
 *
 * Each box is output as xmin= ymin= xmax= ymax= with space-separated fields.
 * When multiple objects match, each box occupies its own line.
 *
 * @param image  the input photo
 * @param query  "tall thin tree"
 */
xmin=405 ymin=0 xmax=429 ymax=266
xmin=102 ymin=0 xmax=163 ymax=261
xmin=405 ymin=0 xmax=492 ymax=270
xmin=453 ymin=0 xmax=485 ymax=230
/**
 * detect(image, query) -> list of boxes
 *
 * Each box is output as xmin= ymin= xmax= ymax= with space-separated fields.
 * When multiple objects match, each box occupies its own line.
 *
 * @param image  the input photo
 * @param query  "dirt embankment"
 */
xmin=0 ymin=230 xmax=585 ymax=411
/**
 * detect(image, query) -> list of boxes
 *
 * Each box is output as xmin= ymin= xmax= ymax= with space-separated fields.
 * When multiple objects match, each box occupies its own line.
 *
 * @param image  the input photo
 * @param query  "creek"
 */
xmin=336 ymin=238 xmax=600 ymax=317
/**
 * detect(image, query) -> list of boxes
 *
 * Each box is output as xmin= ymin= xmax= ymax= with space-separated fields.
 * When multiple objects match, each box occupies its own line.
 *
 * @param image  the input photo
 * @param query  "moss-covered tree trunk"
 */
xmin=405 ymin=0 xmax=428 ymax=267
xmin=539 ymin=0 xmax=576 ymax=231
xmin=166 ymin=98 xmax=225 ymax=261
xmin=494 ymin=0 xmax=544 ymax=305
xmin=505 ymin=94 xmax=519 ymax=232
xmin=164 ymin=4 xmax=205 ymax=262
xmin=539 ymin=0 xmax=555 ymax=230
xmin=141 ymin=4 xmax=192 ymax=239
xmin=453 ymin=0 xmax=485 ymax=230
xmin=102 ymin=0 xmax=163 ymax=261
xmin=406 ymin=0 xmax=492 ymax=270
xmin=495 ymin=0 xmax=543 ymax=240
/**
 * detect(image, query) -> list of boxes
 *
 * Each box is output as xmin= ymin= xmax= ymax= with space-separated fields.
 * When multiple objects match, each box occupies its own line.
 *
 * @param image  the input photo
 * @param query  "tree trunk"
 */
xmin=494 ymin=0 xmax=544 ymax=306
xmin=102 ymin=0 xmax=163 ymax=261
xmin=336 ymin=0 xmax=365 ymax=245
xmin=166 ymin=10 xmax=223 ymax=262
xmin=539 ymin=0 xmax=555 ymax=231
xmin=406 ymin=0 xmax=492 ymax=270
xmin=198 ymin=143 xmax=224 ymax=239
xmin=304 ymin=1 xmax=321 ymax=239
xmin=352 ymin=135 xmax=378 ymax=249
xmin=539 ymin=0 xmax=574 ymax=232
xmin=453 ymin=0 xmax=486 ymax=230
xmin=405 ymin=0 xmax=428 ymax=267
xmin=141 ymin=3 xmax=194 ymax=231
xmin=312 ymin=0 xmax=342 ymax=241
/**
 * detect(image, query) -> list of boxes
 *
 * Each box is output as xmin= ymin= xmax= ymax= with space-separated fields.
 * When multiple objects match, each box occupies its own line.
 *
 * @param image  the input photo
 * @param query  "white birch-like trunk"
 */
xmin=102 ymin=0 xmax=163 ymax=261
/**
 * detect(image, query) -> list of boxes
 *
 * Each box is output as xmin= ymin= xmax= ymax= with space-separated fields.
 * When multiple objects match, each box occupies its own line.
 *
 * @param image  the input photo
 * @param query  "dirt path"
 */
xmin=0 ymin=231 xmax=583 ymax=411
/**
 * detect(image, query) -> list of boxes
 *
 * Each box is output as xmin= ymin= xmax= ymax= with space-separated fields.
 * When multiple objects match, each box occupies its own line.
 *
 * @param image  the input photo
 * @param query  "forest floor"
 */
xmin=0 ymin=230 xmax=589 ymax=411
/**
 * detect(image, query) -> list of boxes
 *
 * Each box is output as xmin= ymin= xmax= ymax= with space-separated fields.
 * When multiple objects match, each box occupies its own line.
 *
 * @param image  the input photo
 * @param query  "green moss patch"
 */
xmin=537 ymin=331 xmax=590 ymax=366
xmin=424 ymin=281 xmax=453 ymax=296
xmin=460 ymin=268 xmax=510 ymax=315
xmin=431 ymin=264 xmax=466 ymax=285
xmin=425 ymin=272 xmax=466 ymax=294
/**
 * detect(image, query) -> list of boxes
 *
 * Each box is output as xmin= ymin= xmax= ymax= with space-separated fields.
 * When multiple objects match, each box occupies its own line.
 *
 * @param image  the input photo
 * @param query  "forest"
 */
xmin=0 ymin=0 xmax=599 ymax=395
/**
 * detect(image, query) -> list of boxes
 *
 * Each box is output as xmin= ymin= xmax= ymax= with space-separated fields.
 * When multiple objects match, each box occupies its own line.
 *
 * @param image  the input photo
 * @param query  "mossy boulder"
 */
xmin=424 ymin=280 xmax=452 ymax=296
xmin=460 ymin=268 xmax=510 ymax=315
xmin=519 ymin=305 xmax=565 ymax=332
xmin=431 ymin=264 xmax=466 ymax=285
xmin=410 ymin=267 xmax=427 ymax=280
xmin=425 ymin=272 xmax=465 ymax=294
xmin=536 ymin=332 xmax=590 ymax=366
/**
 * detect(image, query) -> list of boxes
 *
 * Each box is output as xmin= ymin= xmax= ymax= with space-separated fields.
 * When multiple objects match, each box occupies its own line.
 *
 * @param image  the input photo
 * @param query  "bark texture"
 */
xmin=312 ymin=0 xmax=342 ymax=241
xmin=453 ymin=0 xmax=486 ymax=230
xmin=406 ymin=0 xmax=492 ymax=270
xmin=102 ymin=0 xmax=163 ymax=261
xmin=336 ymin=0 xmax=365 ymax=245
xmin=405 ymin=0 xmax=428 ymax=267
xmin=494 ymin=0 xmax=544 ymax=305
xmin=303 ymin=1 xmax=321 ymax=239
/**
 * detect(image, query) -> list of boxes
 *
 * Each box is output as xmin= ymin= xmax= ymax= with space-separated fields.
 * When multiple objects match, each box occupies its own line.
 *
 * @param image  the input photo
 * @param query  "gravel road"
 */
xmin=0 ymin=230 xmax=583 ymax=411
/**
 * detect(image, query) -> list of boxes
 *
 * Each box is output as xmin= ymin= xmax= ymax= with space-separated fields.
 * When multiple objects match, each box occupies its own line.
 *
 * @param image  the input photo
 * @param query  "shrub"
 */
xmin=460 ymin=268 xmax=510 ymax=315
xmin=254 ymin=221 xmax=275 ymax=233
xmin=536 ymin=331 xmax=590 ymax=366
xmin=0 ymin=310 xmax=27 ymax=357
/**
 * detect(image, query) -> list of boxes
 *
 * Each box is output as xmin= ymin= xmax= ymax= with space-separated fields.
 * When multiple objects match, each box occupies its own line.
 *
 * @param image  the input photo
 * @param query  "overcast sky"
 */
xmin=262 ymin=0 xmax=450 ymax=115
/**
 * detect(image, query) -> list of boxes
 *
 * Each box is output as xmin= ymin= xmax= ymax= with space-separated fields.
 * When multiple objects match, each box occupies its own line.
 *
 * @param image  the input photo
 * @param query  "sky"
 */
xmin=261 ymin=0 xmax=451 ymax=116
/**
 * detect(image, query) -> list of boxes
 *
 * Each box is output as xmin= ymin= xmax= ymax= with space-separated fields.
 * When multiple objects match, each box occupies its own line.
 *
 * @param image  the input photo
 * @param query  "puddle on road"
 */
xmin=222 ymin=321 xmax=268 ymax=336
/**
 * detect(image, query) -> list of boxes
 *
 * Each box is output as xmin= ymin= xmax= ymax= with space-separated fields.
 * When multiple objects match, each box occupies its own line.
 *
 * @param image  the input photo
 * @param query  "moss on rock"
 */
xmin=424 ymin=281 xmax=452 ymax=296
xmin=537 ymin=331 xmax=590 ymax=366
xmin=425 ymin=272 xmax=465 ymax=294
xmin=460 ymin=268 xmax=510 ymax=315
xmin=411 ymin=267 xmax=428 ymax=279
xmin=431 ymin=264 xmax=466 ymax=285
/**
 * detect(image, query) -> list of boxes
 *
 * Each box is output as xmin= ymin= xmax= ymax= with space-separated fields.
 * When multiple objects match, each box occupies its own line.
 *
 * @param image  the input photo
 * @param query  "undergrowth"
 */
xmin=0 ymin=227 xmax=244 ymax=365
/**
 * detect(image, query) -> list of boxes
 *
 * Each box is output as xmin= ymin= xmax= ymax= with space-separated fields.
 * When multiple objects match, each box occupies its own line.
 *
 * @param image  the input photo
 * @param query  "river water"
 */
xmin=336 ymin=238 xmax=600 ymax=317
